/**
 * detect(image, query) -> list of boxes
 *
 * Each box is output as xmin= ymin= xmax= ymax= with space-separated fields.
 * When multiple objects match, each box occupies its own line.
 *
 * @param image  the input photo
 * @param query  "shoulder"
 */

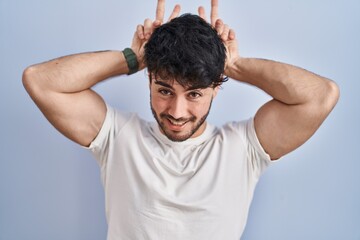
xmin=217 ymin=118 xmax=271 ymax=159
xmin=218 ymin=119 xmax=251 ymax=141
xmin=105 ymin=105 xmax=143 ymax=130
xmin=89 ymin=105 xmax=147 ymax=146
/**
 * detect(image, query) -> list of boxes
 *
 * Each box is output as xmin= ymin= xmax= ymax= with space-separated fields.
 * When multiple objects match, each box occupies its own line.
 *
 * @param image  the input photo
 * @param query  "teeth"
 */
xmin=168 ymin=119 xmax=186 ymax=126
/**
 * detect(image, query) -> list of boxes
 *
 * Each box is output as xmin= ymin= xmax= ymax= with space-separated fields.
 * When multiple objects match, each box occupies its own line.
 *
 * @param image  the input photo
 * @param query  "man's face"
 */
xmin=150 ymin=77 xmax=219 ymax=142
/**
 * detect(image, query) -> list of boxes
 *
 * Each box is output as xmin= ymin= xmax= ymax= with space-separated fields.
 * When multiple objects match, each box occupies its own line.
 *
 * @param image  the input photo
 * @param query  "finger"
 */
xmin=155 ymin=0 xmax=166 ymax=24
xmin=198 ymin=6 xmax=207 ymax=21
xmin=215 ymin=19 xmax=224 ymax=36
xmin=210 ymin=0 xmax=219 ymax=26
xmin=167 ymin=4 xmax=181 ymax=22
xmin=153 ymin=20 xmax=162 ymax=28
xmin=221 ymin=24 xmax=230 ymax=41
xmin=136 ymin=24 xmax=145 ymax=40
xmin=143 ymin=18 xmax=153 ymax=40
xmin=229 ymin=29 xmax=236 ymax=40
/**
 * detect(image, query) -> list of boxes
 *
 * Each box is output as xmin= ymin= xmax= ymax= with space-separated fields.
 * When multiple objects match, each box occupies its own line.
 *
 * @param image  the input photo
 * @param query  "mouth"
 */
xmin=168 ymin=118 xmax=187 ymax=126
xmin=165 ymin=117 xmax=189 ymax=131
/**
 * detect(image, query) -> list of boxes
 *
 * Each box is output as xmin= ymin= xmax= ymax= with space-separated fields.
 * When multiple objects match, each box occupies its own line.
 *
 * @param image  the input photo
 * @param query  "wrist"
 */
xmin=122 ymin=48 xmax=139 ymax=75
xmin=224 ymin=56 xmax=243 ymax=79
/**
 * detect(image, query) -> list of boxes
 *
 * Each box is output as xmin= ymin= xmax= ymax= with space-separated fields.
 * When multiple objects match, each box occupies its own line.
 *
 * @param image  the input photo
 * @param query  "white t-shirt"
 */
xmin=89 ymin=105 xmax=272 ymax=240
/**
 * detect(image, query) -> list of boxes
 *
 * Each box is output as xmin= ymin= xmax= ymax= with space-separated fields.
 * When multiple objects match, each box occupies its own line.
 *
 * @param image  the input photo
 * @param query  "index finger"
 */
xmin=155 ymin=0 xmax=166 ymax=24
xmin=167 ymin=4 xmax=181 ymax=22
xmin=210 ymin=0 xmax=219 ymax=26
xmin=198 ymin=6 xmax=207 ymax=22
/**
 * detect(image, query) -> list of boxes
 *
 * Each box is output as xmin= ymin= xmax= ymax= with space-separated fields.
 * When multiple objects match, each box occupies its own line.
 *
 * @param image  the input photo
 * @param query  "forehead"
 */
xmin=149 ymin=71 xmax=213 ymax=90
xmin=152 ymin=78 xmax=212 ymax=92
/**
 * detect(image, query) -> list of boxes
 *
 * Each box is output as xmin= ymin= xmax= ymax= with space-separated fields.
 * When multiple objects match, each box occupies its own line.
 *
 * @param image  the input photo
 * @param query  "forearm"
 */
xmin=226 ymin=57 xmax=336 ymax=105
xmin=23 ymin=50 xmax=128 ymax=93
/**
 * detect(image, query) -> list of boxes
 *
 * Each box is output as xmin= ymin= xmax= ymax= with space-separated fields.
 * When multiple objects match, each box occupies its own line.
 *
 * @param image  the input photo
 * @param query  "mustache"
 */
xmin=160 ymin=113 xmax=196 ymax=123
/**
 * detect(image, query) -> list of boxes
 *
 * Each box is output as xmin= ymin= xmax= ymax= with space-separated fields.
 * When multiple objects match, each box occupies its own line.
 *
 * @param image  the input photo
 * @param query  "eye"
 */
xmin=188 ymin=91 xmax=202 ymax=99
xmin=159 ymin=89 xmax=173 ymax=96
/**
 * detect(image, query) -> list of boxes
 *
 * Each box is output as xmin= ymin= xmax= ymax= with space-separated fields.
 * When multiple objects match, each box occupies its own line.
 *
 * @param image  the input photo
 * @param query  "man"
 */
xmin=22 ymin=0 xmax=339 ymax=239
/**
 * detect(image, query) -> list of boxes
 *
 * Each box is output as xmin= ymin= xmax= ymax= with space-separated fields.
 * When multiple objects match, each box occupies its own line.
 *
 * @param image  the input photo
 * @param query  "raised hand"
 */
xmin=198 ymin=0 xmax=239 ymax=75
xmin=131 ymin=0 xmax=181 ymax=70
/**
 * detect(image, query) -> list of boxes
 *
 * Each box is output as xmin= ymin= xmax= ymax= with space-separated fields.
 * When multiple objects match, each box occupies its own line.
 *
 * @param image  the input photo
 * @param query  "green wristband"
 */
xmin=122 ymin=48 xmax=139 ymax=75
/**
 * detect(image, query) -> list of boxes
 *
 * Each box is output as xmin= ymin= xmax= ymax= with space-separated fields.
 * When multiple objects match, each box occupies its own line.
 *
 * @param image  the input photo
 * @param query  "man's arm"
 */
xmin=22 ymin=51 xmax=129 ymax=146
xmin=226 ymin=58 xmax=339 ymax=160
xmin=22 ymin=0 xmax=180 ymax=147
xmin=207 ymin=0 xmax=339 ymax=160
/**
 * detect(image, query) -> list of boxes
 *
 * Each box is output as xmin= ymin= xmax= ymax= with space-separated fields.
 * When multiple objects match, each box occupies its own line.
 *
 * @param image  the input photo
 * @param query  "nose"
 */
xmin=168 ymin=96 xmax=188 ymax=119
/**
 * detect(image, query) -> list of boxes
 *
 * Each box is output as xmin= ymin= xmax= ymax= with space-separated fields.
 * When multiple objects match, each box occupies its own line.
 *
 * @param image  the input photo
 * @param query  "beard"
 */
xmin=150 ymin=99 xmax=213 ymax=142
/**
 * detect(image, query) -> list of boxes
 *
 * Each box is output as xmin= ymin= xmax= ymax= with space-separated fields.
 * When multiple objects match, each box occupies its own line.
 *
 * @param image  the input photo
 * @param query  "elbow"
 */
xmin=22 ymin=65 xmax=35 ymax=92
xmin=324 ymin=80 xmax=340 ymax=110
xmin=22 ymin=65 xmax=42 ymax=96
xmin=313 ymin=79 xmax=340 ymax=117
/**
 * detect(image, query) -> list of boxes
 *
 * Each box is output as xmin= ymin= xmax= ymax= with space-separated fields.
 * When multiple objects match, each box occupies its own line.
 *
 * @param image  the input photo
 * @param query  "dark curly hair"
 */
xmin=144 ymin=14 xmax=228 ymax=89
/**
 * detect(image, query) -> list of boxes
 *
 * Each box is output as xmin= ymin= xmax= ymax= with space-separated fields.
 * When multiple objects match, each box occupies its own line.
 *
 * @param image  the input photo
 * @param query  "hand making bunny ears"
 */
xmin=132 ymin=0 xmax=239 ymax=71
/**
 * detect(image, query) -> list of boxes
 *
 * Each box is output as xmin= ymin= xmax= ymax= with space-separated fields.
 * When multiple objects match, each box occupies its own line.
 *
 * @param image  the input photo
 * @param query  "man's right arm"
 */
xmin=22 ymin=50 xmax=129 ymax=147
xmin=22 ymin=0 xmax=180 ymax=147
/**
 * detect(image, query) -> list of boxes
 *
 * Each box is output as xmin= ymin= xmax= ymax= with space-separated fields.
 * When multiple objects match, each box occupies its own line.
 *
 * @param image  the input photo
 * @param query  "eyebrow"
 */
xmin=154 ymin=80 xmax=203 ymax=91
xmin=154 ymin=80 xmax=174 ymax=89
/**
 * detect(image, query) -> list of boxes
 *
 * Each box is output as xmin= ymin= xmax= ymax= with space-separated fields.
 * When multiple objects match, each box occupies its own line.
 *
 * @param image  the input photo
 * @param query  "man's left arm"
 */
xmin=225 ymin=57 xmax=340 ymax=160
xmin=200 ymin=0 xmax=339 ymax=160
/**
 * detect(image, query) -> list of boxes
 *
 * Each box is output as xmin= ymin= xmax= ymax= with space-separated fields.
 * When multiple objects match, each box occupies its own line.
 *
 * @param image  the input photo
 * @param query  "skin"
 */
xmin=22 ymin=0 xmax=339 ymax=160
xmin=150 ymin=77 xmax=218 ymax=142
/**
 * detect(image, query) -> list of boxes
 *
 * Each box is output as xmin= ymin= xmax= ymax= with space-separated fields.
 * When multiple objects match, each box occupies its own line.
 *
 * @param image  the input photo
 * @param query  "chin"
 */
xmin=164 ymin=132 xmax=193 ymax=142
xmin=161 ymin=125 xmax=194 ymax=142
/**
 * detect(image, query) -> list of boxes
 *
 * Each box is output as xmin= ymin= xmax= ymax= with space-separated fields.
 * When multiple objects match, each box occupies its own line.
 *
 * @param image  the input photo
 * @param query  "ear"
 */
xmin=212 ymin=85 xmax=220 ymax=98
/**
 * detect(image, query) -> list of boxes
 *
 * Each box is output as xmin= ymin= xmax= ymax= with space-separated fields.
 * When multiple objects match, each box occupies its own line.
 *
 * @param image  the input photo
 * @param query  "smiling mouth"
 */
xmin=167 ymin=118 xmax=188 ymax=127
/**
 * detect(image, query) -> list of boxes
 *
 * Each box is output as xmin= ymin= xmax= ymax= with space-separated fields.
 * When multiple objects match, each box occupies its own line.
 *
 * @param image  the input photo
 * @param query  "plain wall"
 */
xmin=1 ymin=0 xmax=359 ymax=239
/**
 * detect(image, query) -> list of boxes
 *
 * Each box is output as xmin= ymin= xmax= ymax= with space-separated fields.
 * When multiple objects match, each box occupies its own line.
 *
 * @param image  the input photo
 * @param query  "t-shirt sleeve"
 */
xmin=223 ymin=118 xmax=274 ymax=179
xmin=85 ymin=104 xmax=133 ymax=167
xmin=245 ymin=117 xmax=273 ymax=178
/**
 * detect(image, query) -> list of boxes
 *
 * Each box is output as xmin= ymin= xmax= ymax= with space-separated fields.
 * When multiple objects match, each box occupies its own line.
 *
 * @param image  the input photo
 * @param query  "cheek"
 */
xmin=188 ymin=100 xmax=211 ymax=117
xmin=151 ymin=95 xmax=168 ymax=113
